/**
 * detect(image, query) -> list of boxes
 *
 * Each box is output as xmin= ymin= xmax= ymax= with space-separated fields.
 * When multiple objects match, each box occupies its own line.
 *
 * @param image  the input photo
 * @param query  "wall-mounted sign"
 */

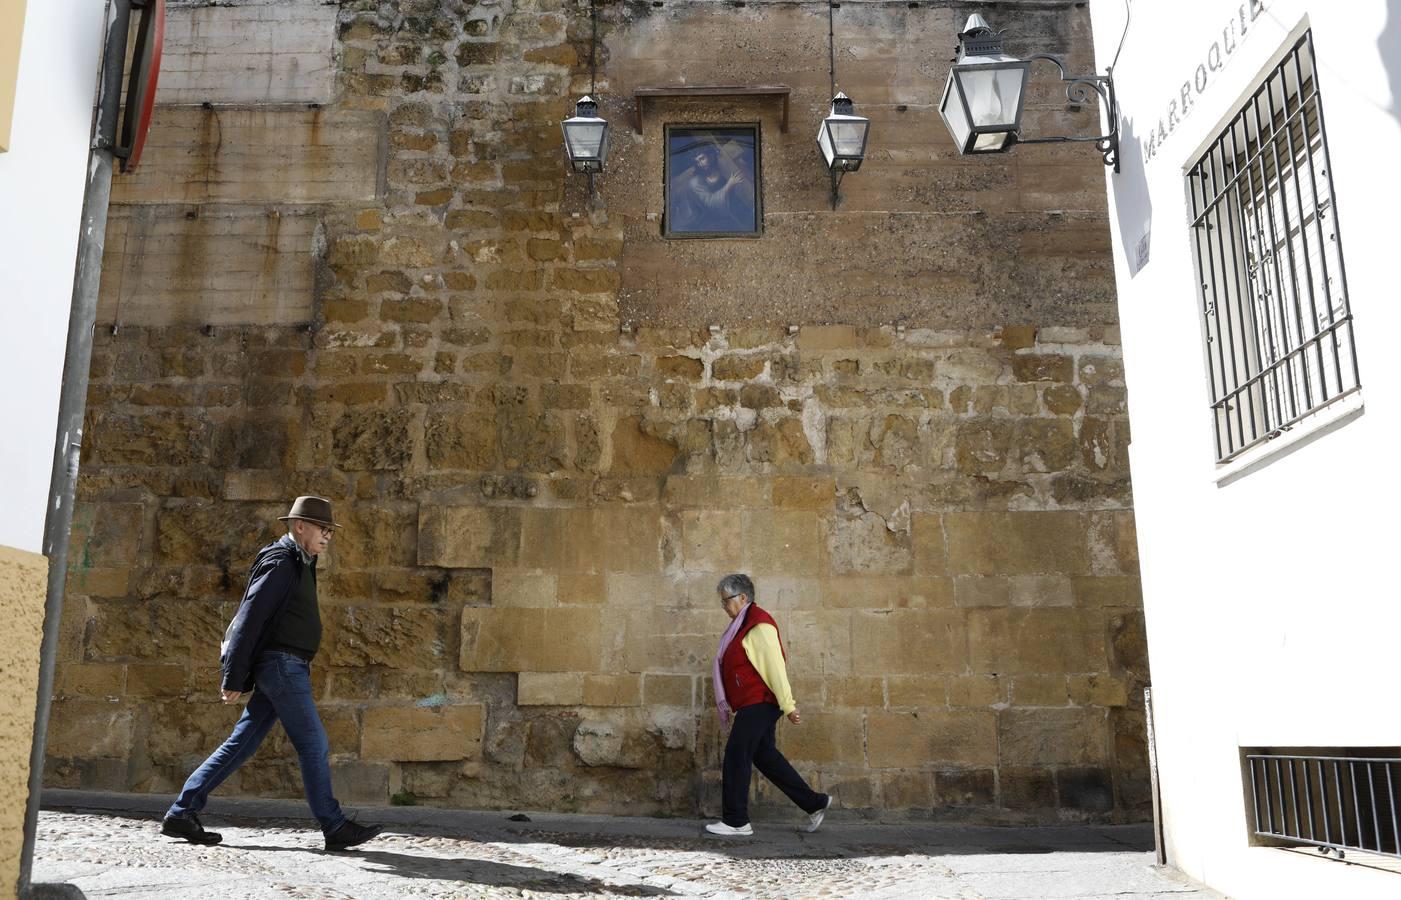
xmin=1141 ymin=0 xmax=1267 ymax=164
xmin=0 ymin=0 xmax=27 ymax=153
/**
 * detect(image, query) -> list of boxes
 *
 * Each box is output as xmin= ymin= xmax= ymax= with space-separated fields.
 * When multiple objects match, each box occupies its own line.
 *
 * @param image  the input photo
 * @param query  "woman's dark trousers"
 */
xmin=722 ymin=702 xmax=828 ymax=827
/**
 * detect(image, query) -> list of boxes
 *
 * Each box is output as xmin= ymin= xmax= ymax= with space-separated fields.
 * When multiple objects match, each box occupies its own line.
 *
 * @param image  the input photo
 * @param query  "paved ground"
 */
xmin=33 ymin=791 xmax=1223 ymax=899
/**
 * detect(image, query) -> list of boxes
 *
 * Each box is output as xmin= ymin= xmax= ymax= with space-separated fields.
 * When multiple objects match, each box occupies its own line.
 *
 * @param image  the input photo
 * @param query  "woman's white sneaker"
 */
xmin=805 ymin=795 xmax=833 ymax=833
xmin=705 ymin=821 xmax=754 ymax=836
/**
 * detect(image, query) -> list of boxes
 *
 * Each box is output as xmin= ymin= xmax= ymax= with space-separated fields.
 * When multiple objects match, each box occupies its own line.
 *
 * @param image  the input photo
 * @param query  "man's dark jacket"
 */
xmin=220 ymin=536 xmax=310 ymax=692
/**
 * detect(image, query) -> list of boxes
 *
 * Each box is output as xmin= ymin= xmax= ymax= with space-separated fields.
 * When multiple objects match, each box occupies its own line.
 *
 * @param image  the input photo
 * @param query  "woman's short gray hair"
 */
xmin=716 ymin=573 xmax=755 ymax=605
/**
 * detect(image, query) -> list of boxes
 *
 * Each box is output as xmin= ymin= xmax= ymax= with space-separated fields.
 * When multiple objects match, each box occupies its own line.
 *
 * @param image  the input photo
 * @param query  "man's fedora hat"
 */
xmin=278 ymin=496 xmax=341 ymax=529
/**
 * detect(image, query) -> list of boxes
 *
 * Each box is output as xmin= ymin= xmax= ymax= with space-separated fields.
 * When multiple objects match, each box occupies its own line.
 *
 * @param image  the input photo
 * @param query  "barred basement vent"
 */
xmin=1241 ymin=747 xmax=1401 ymax=862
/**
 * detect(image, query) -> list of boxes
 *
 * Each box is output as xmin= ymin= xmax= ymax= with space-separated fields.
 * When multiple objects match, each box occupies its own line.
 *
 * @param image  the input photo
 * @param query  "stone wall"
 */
xmin=50 ymin=0 xmax=1149 ymax=823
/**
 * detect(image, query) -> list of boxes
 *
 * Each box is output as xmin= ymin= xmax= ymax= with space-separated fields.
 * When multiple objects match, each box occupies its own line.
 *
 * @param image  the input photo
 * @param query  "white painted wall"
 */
xmin=0 ymin=1 xmax=103 ymax=554
xmin=1086 ymin=0 xmax=1400 ymax=897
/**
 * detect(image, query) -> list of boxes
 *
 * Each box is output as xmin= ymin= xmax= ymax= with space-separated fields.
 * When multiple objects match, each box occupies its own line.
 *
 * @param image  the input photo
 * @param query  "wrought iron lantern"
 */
xmin=818 ymin=92 xmax=870 ymax=209
xmin=561 ymin=95 xmax=610 ymax=177
xmin=939 ymin=15 xmax=1028 ymax=155
xmin=939 ymin=14 xmax=1119 ymax=170
xmin=818 ymin=93 xmax=870 ymax=174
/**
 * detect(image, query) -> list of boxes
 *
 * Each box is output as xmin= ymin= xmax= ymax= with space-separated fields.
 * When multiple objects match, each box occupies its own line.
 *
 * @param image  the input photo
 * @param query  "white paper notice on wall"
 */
xmin=1134 ymin=230 xmax=1151 ymax=274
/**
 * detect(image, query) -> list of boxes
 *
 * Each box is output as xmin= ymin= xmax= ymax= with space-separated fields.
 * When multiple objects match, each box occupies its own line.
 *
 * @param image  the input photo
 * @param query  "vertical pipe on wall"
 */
xmin=17 ymin=1 xmax=128 ymax=894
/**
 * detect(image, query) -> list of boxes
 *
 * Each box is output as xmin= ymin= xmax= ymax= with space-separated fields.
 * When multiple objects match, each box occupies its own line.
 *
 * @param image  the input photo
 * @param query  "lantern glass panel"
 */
xmin=956 ymin=64 xmax=1026 ymax=129
xmin=564 ymin=120 xmax=608 ymax=162
xmin=828 ymin=119 xmax=867 ymax=157
xmin=939 ymin=75 xmax=972 ymax=151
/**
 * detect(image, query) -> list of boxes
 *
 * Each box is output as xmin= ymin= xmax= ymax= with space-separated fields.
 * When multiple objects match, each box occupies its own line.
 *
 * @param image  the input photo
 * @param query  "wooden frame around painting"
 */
xmin=662 ymin=123 xmax=763 ymax=239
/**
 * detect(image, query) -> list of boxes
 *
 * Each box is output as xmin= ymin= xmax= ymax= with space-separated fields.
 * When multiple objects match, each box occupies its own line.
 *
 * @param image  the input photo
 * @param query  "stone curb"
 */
xmin=44 ymin=789 xmax=1154 ymax=852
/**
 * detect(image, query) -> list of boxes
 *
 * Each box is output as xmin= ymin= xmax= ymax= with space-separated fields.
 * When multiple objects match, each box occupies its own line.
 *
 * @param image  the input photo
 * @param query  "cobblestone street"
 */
xmin=31 ymin=792 xmax=1220 ymax=899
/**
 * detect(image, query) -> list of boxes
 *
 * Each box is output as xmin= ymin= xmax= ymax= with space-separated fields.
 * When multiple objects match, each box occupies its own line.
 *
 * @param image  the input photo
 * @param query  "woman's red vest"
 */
xmin=720 ymin=605 xmax=786 ymax=711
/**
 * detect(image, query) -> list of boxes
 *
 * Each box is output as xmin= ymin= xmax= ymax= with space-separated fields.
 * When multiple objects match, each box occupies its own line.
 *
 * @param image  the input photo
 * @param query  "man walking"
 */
xmin=160 ymin=496 xmax=383 ymax=852
xmin=706 ymin=573 xmax=832 ymax=836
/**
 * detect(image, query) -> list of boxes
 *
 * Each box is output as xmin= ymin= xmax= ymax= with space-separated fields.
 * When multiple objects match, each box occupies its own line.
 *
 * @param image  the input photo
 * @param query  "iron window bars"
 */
xmin=1187 ymin=32 xmax=1360 ymax=464
xmin=1246 ymin=754 xmax=1401 ymax=860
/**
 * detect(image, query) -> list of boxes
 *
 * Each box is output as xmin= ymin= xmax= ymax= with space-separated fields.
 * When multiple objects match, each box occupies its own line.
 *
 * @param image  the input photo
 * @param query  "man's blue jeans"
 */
xmin=168 ymin=651 xmax=346 ymax=834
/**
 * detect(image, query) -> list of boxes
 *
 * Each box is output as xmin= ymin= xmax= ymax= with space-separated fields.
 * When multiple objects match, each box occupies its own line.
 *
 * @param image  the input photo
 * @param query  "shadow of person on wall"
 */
xmin=1112 ymin=113 xmax=1154 ymax=280
xmin=1382 ymin=0 xmax=1401 ymax=124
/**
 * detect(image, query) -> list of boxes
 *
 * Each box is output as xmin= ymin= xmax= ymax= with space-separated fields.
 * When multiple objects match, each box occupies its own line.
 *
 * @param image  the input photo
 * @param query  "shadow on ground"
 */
xmin=233 ymin=843 xmax=677 ymax=896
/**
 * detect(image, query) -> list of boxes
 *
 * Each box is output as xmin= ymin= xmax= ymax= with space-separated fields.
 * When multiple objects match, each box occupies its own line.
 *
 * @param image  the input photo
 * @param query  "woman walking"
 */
xmin=706 ymin=573 xmax=832 ymax=836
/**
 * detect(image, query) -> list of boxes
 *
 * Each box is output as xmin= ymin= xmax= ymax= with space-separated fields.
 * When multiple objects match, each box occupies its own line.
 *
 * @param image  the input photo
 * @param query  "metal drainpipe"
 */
xmin=17 ymin=1 xmax=129 ymax=894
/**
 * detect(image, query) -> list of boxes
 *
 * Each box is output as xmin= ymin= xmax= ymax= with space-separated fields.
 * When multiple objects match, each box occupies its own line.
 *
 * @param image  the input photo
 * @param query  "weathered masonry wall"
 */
xmin=51 ymin=0 xmax=1148 ymax=824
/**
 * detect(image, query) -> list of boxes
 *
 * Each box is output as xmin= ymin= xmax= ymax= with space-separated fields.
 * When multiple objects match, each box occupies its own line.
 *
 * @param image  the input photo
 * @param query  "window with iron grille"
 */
xmin=1187 ymin=32 xmax=1360 ymax=464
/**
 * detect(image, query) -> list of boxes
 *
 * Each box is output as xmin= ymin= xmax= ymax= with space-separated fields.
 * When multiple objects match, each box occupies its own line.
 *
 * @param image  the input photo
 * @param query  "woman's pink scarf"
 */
xmin=711 ymin=601 xmax=752 ymax=726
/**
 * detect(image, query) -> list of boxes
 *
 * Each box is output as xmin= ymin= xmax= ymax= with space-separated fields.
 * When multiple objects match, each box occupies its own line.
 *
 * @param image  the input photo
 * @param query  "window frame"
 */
xmin=1184 ymin=29 xmax=1361 ymax=470
xmin=662 ymin=122 xmax=765 ymax=240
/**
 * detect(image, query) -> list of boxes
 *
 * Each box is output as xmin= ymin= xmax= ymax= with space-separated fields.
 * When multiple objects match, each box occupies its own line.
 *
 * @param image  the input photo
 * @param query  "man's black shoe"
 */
xmin=324 ymin=819 xmax=384 ymax=851
xmin=161 ymin=813 xmax=222 ymax=845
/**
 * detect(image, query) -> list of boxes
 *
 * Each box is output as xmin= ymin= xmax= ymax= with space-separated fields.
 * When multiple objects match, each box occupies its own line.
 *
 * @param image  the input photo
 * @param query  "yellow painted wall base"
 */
xmin=0 ymin=544 xmax=47 ymax=896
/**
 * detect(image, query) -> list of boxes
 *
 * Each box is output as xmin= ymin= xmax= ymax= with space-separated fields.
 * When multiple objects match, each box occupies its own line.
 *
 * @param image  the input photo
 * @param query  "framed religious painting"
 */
xmin=663 ymin=124 xmax=762 ymax=239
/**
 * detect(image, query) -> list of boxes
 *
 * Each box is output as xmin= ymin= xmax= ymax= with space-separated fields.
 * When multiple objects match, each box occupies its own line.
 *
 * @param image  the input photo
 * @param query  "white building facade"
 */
xmin=1087 ymin=0 xmax=1399 ymax=897
xmin=0 ymin=0 xmax=103 ymax=892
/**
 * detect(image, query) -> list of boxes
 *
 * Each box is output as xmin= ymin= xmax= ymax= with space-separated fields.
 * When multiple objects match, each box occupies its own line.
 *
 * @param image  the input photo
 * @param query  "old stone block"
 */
xmin=885 ymin=675 xmax=946 ymax=708
xmin=911 ymin=514 xmax=946 ymax=576
xmin=573 ymin=716 xmax=651 ymax=768
xmin=781 ymin=712 xmax=865 ymax=766
xmin=826 ymin=514 xmax=912 ymax=576
xmin=1001 ymin=767 xmax=1057 ymax=808
xmin=967 ymin=609 xmax=1107 ymax=675
xmin=609 ymin=416 xmax=679 ymax=476
xmin=1011 ymin=675 xmax=1069 ymax=707
xmin=680 ymin=509 xmax=742 ymax=572
xmin=745 ymin=418 xmax=813 ymax=466
xmin=46 ymin=699 xmax=133 ymax=758
xmin=743 ymin=510 xmax=820 ymax=575
xmin=1069 ymin=576 xmax=1142 ymax=609
xmin=771 ymin=476 xmax=835 ymax=510
xmin=582 ymin=674 xmax=643 ymax=707
xmin=325 ymin=606 xmax=448 ymax=669
xmin=125 ymin=665 xmax=187 ymax=698
xmin=880 ymin=771 xmax=936 ymax=808
xmin=361 ymin=705 xmax=484 ymax=762
xmin=936 ymin=769 xmax=997 ymax=807
xmin=333 ymin=408 xmax=412 ymax=471
xmin=823 ymin=576 xmax=953 ymax=610
xmin=491 ymin=571 xmax=557 ymax=607
xmin=1043 ymin=383 xmax=1083 ymax=415
xmin=851 ymin=610 xmax=965 ymax=676
xmin=954 ymin=419 xmax=1014 ymax=476
xmin=948 ymin=674 xmax=1003 ymax=707
xmin=998 ymin=326 xmax=1037 ymax=350
xmin=518 ymin=672 xmax=585 ymax=706
xmin=652 ymin=355 xmax=701 ymax=381
xmin=824 ymin=677 xmax=884 ymax=708
xmin=867 ymin=710 xmax=997 ymax=767
xmin=57 ymin=663 xmax=126 ymax=698
xmin=425 ymin=412 xmax=497 ymax=470
xmin=998 ymin=707 xmax=1108 ymax=766
xmin=1012 ymin=354 xmax=1074 ymax=383
xmin=643 ymin=674 xmax=693 ymax=707
xmin=1068 ymin=674 xmax=1130 ymax=707
xmin=1057 ymin=766 xmax=1115 ymax=812
xmin=711 ymin=355 xmax=766 ymax=381
xmin=418 ymin=506 xmax=521 ymax=568
xmin=945 ymin=512 xmax=1090 ymax=576
xmin=461 ymin=607 xmax=602 ymax=672
xmin=592 ymin=507 xmax=664 ymax=574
